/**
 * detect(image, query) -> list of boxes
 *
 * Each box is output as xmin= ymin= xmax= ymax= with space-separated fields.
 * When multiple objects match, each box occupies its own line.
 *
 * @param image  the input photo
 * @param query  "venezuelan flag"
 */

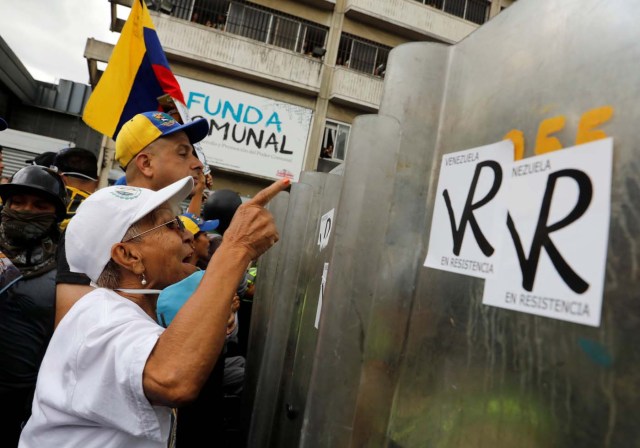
xmin=83 ymin=0 xmax=185 ymax=139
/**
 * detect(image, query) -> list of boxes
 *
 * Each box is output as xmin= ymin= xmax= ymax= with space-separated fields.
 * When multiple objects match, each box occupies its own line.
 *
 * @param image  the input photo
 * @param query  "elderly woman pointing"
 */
xmin=19 ymin=176 xmax=288 ymax=448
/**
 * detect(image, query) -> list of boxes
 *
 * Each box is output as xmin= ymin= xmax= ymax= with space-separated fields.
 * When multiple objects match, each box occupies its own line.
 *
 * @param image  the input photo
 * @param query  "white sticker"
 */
xmin=483 ymin=138 xmax=613 ymax=327
xmin=314 ymin=262 xmax=330 ymax=329
xmin=318 ymin=209 xmax=335 ymax=251
xmin=424 ymin=140 xmax=514 ymax=278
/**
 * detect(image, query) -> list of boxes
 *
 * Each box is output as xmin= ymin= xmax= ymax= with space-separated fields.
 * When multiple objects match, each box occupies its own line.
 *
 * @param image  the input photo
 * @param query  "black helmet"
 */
xmin=0 ymin=165 xmax=68 ymax=221
xmin=203 ymin=189 xmax=242 ymax=235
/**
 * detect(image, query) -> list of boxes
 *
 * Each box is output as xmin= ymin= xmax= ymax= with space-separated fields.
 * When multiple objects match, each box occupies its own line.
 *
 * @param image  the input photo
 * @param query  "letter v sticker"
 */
xmin=482 ymin=138 xmax=613 ymax=327
xmin=424 ymin=140 xmax=514 ymax=278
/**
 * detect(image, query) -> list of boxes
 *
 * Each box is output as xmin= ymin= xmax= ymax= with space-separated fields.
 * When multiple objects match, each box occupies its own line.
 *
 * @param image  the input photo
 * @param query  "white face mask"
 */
xmin=116 ymin=270 xmax=205 ymax=327
xmin=115 ymin=288 xmax=164 ymax=294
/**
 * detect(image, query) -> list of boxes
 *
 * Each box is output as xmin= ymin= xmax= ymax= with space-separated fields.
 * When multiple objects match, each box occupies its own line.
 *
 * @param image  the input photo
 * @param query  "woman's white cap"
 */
xmin=66 ymin=177 xmax=194 ymax=283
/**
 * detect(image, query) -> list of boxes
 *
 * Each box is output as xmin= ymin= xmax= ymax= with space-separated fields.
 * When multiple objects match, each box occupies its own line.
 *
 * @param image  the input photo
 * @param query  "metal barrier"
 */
xmin=245 ymin=0 xmax=640 ymax=446
xmin=243 ymin=190 xmax=290 ymax=421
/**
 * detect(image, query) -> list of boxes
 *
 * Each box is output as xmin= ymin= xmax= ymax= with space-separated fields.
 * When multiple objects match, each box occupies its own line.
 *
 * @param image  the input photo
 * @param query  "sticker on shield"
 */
xmin=482 ymin=138 xmax=613 ymax=327
xmin=318 ymin=208 xmax=335 ymax=251
xmin=424 ymin=140 xmax=514 ymax=278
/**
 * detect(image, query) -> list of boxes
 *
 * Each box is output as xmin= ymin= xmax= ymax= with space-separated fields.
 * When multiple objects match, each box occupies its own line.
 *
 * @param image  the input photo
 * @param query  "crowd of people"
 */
xmin=0 ymin=112 xmax=287 ymax=447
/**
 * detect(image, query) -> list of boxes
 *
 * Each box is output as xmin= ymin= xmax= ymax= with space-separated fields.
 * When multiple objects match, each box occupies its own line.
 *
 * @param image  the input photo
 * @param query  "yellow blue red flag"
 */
xmin=82 ymin=0 xmax=185 ymax=139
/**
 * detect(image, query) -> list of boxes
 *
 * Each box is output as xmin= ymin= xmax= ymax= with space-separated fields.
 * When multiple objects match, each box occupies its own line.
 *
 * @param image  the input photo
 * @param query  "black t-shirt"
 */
xmin=55 ymin=231 xmax=91 ymax=286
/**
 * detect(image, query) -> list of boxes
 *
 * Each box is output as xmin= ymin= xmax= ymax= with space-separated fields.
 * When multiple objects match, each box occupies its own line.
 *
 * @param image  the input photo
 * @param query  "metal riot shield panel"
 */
xmin=294 ymin=0 xmax=639 ymax=446
xmin=247 ymin=180 xmax=315 ymax=446
xmin=243 ymin=191 xmax=290 ymax=418
xmin=380 ymin=0 xmax=639 ymax=447
xmin=247 ymin=171 xmax=344 ymax=446
xmin=299 ymin=114 xmax=405 ymax=447
xmin=269 ymin=172 xmax=344 ymax=447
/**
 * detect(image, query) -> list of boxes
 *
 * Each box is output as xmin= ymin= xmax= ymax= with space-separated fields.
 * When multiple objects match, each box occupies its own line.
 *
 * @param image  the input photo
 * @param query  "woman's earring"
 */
xmin=141 ymin=273 xmax=148 ymax=286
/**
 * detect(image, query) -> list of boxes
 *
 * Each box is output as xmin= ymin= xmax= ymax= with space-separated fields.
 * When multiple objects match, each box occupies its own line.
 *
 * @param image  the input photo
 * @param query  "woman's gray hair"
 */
xmin=95 ymin=209 xmax=162 ymax=289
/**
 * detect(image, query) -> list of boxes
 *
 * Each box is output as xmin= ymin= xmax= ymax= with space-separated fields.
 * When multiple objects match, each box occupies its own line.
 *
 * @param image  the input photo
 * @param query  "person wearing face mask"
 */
xmin=0 ymin=165 xmax=68 ymax=447
xmin=18 ymin=177 xmax=286 ymax=448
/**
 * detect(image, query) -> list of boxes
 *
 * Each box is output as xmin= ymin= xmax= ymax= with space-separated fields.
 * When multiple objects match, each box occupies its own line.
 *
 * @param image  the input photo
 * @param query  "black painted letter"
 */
xmin=507 ymin=169 xmax=592 ymax=293
xmin=443 ymin=160 xmax=502 ymax=256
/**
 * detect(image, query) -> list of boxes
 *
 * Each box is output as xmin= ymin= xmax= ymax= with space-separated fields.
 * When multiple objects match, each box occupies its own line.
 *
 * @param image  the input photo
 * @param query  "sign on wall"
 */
xmin=177 ymin=76 xmax=313 ymax=182
xmin=483 ymin=139 xmax=613 ymax=327
xmin=424 ymin=140 xmax=513 ymax=278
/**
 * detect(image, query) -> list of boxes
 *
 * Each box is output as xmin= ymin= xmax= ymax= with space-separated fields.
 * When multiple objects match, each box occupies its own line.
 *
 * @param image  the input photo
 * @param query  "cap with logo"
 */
xmin=53 ymin=147 xmax=98 ymax=181
xmin=115 ymin=111 xmax=209 ymax=169
xmin=65 ymin=176 xmax=194 ymax=283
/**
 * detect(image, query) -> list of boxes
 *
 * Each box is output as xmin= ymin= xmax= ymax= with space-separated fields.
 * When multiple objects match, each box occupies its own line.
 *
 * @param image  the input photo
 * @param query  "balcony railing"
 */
xmin=329 ymin=67 xmax=384 ymax=110
xmin=151 ymin=13 xmax=324 ymax=92
xmin=413 ymin=0 xmax=490 ymax=24
xmin=147 ymin=0 xmax=329 ymax=58
xmin=344 ymin=0 xmax=479 ymax=44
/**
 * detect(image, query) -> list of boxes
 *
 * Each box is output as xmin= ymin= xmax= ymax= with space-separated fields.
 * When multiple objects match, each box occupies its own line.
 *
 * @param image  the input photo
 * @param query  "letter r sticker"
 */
xmin=483 ymin=138 xmax=613 ymax=328
xmin=424 ymin=140 xmax=514 ymax=278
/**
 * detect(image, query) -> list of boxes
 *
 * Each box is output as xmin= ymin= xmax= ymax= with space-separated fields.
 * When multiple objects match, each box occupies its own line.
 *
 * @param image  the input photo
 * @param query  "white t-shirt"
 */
xmin=19 ymin=288 xmax=171 ymax=448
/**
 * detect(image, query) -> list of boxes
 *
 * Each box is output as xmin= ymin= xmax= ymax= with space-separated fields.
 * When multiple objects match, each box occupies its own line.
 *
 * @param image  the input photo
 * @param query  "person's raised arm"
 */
xmin=143 ymin=178 xmax=289 ymax=406
xmin=186 ymin=171 xmax=206 ymax=216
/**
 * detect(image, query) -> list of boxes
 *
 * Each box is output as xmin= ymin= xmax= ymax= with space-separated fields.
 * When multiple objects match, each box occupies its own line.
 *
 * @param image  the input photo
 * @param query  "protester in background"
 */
xmin=180 ymin=212 xmax=219 ymax=269
xmin=186 ymin=170 xmax=207 ymax=218
xmin=0 ymin=166 xmax=67 ymax=446
xmin=203 ymin=188 xmax=243 ymax=234
xmin=52 ymin=147 xmax=99 ymax=230
xmin=209 ymin=232 xmax=223 ymax=257
xmin=321 ymin=144 xmax=334 ymax=158
xmin=19 ymin=177 xmax=287 ymax=448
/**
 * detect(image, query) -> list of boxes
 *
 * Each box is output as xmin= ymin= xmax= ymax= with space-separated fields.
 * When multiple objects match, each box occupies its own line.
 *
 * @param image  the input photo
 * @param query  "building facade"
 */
xmin=88 ymin=0 xmax=514 ymax=195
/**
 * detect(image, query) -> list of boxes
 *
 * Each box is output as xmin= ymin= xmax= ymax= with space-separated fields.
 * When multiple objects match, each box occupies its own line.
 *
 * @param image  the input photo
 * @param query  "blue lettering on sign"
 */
xmin=187 ymin=91 xmax=282 ymax=132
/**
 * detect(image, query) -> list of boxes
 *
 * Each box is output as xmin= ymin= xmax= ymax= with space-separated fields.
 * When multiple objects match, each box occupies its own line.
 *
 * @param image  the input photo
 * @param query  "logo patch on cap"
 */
xmin=153 ymin=112 xmax=177 ymax=127
xmin=110 ymin=186 xmax=142 ymax=200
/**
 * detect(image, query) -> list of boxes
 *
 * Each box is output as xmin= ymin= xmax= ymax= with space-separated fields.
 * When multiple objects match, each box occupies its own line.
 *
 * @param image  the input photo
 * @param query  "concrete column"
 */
xmin=302 ymin=0 xmax=345 ymax=172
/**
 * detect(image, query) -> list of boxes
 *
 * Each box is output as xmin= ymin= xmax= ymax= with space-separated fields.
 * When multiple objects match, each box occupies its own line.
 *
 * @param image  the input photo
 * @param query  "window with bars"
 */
xmin=413 ymin=0 xmax=491 ymax=24
xmin=226 ymin=3 xmax=327 ymax=55
xmin=336 ymin=34 xmax=391 ymax=78
xmin=148 ymin=0 xmax=328 ymax=56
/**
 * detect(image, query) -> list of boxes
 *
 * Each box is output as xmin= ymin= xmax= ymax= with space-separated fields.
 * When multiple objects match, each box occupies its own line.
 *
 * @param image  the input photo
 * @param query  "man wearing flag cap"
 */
xmin=116 ymin=111 xmax=207 ymax=191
